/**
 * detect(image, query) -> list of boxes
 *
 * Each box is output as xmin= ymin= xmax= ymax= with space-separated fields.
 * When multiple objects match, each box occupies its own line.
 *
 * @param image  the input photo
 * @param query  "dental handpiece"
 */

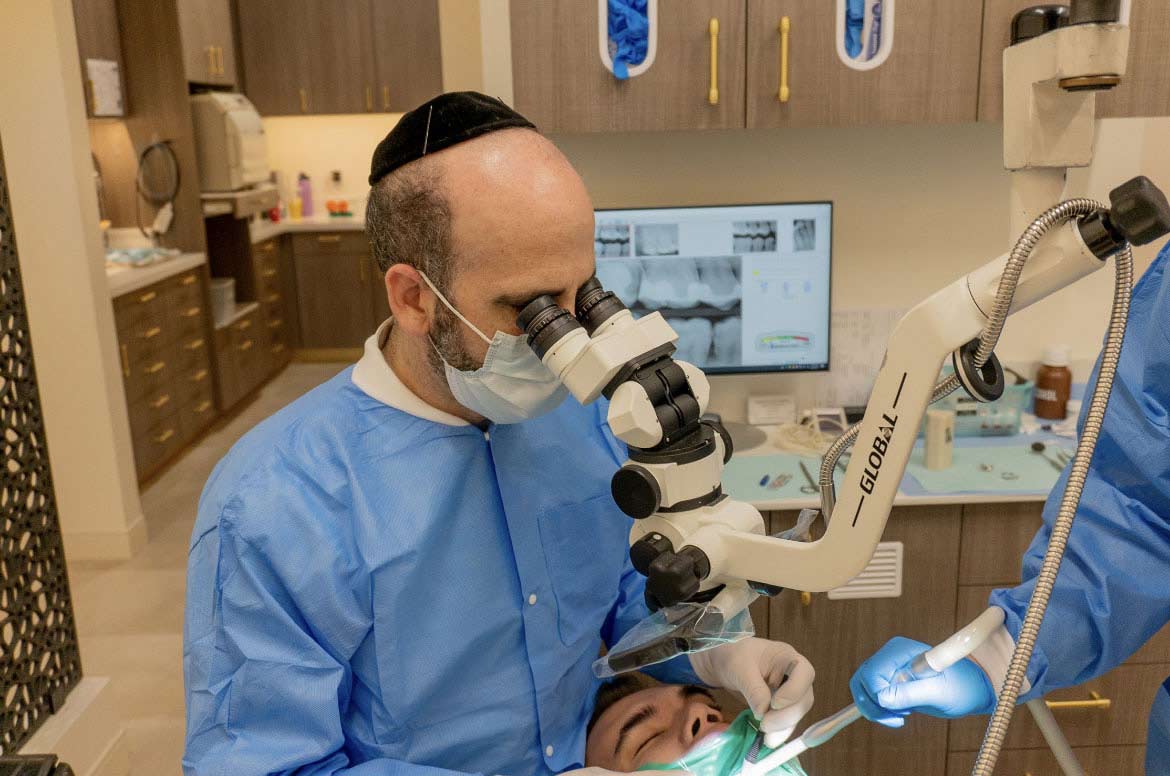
xmin=741 ymin=609 xmax=1005 ymax=776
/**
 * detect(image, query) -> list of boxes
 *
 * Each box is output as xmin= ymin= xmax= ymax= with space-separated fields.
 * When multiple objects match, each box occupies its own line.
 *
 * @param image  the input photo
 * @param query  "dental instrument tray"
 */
xmin=930 ymin=373 xmax=1034 ymax=437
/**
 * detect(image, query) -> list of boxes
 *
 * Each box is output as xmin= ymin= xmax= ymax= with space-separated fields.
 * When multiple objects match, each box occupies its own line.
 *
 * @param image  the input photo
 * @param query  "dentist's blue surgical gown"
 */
xmin=986 ymin=242 xmax=1170 ymax=773
xmin=183 ymin=322 xmax=698 ymax=775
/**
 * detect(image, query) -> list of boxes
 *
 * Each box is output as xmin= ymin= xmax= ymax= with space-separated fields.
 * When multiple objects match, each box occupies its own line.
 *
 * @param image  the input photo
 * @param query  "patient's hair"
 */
xmin=588 ymin=674 xmax=658 ymax=735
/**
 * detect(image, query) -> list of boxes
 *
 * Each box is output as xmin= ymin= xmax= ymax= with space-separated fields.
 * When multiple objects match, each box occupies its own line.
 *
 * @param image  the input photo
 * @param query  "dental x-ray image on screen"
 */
xmin=594 ymin=202 xmax=832 ymax=374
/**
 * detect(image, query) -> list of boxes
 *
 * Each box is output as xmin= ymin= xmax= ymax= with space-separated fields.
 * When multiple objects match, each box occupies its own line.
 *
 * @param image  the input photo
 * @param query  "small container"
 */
xmin=924 ymin=409 xmax=955 ymax=470
xmin=209 ymin=277 xmax=235 ymax=327
xmin=297 ymin=172 xmax=314 ymax=217
xmin=1034 ymin=345 xmax=1072 ymax=420
xmin=289 ymin=194 xmax=303 ymax=220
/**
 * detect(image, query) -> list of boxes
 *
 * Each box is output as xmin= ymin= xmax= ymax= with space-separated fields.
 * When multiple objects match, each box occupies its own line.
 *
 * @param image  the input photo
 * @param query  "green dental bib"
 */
xmin=638 ymin=710 xmax=808 ymax=776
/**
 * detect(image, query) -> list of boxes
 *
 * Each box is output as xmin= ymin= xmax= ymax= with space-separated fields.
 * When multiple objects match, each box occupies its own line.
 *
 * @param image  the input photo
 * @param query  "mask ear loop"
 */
xmin=418 ymin=271 xmax=493 ymax=345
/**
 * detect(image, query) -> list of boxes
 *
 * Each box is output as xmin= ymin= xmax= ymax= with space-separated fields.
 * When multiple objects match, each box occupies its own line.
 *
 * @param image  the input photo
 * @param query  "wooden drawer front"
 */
xmin=253 ymin=238 xmax=279 ymax=266
xmin=959 ymin=503 xmax=1044 ymax=586
xmin=114 ymin=283 xmax=168 ymax=331
xmin=170 ymin=296 xmax=208 ymax=340
xmin=291 ymin=231 xmax=368 ymax=257
xmin=131 ymin=413 xmax=182 ymax=479
xmin=958 ymin=585 xmax=1170 ymax=668
xmin=128 ymin=385 xmax=178 ymax=441
xmin=118 ymin=311 xmax=169 ymax=371
xmin=178 ymin=393 xmax=216 ymax=440
xmin=947 ymin=745 xmax=1145 ymax=776
xmin=124 ymin=353 xmax=172 ymax=402
xmin=174 ymin=333 xmax=210 ymax=374
xmin=177 ymin=364 xmax=213 ymax=405
xmin=950 ymin=661 xmax=1168 ymax=750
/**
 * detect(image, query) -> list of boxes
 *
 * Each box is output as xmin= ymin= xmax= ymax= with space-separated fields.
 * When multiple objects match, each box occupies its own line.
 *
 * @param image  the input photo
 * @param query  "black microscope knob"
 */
xmin=646 ymin=547 xmax=711 ymax=609
xmin=1011 ymin=5 xmax=1068 ymax=45
xmin=612 ymin=465 xmax=661 ymax=520
xmin=1108 ymin=176 xmax=1170 ymax=247
xmin=630 ymin=532 xmax=674 ymax=577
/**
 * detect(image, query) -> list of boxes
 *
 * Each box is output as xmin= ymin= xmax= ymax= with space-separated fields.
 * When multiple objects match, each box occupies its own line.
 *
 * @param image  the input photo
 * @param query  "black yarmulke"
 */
xmin=368 ymin=92 xmax=537 ymax=185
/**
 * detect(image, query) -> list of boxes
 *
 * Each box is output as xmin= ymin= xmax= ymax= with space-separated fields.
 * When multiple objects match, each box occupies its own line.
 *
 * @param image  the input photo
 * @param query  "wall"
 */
xmin=0 ymin=0 xmax=145 ymax=558
xmin=263 ymin=112 xmax=1170 ymax=421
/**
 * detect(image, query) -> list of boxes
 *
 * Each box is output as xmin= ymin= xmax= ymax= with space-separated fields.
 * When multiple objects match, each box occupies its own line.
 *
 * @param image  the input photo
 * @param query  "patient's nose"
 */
xmin=683 ymin=702 xmax=725 ymax=746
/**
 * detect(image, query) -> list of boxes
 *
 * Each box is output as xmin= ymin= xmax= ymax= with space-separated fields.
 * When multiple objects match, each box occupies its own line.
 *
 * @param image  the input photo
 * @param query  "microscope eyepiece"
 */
xmin=517 ymin=295 xmax=583 ymax=360
xmin=575 ymin=277 xmax=628 ymax=334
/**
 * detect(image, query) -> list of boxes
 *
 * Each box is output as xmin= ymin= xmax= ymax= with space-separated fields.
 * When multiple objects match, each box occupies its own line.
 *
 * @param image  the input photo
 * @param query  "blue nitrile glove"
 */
xmin=849 ymin=637 xmax=996 ymax=728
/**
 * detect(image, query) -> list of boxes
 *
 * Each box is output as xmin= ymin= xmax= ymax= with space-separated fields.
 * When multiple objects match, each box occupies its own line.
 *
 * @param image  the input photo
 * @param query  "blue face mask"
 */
xmin=420 ymin=272 xmax=568 ymax=424
xmin=638 ymin=710 xmax=808 ymax=776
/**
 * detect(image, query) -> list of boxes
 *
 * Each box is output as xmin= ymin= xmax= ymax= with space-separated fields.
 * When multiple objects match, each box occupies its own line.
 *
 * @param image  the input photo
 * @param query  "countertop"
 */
xmin=249 ymin=213 xmax=365 ymax=244
xmin=106 ymin=252 xmax=207 ymax=298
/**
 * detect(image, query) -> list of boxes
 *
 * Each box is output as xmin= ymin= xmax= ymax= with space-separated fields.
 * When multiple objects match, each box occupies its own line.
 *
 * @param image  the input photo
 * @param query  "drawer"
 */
xmin=176 ymin=363 xmax=213 ymax=405
xmin=131 ymin=413 xmax=182 ymax=480
xmin=128 ymin=384 xmax=179 ymax=441
xmin=291 ymin=231 xmax=368 ymax=257
xmin=169 ymin=297 xmax=208 ymax=340
xmin=118 ymin=311 xmax=169 ymax=369
xmin=947 ymin=745 xmax=1145 ymax=776
xmin=949 ymin=661 xmax=1169 ymax=750
xmin=957 ymin=585 xmax=1170 ymax=666
xmin=253 ymin=237 xmax=279 ymax=265
xmin=123 ymin=352 xmax=172 ymax=402
xmin=959 ymin=502 xmax=1044 ymax=586
xmin=168 ymin=268 xmax=203 ymax=295
xmin=114 ymin=283 xmax=168 ymax=331
xmin=178 ymin=393 xmax=216 ymax=441
xmin=174 ymin=333 xmax=211 ymax=373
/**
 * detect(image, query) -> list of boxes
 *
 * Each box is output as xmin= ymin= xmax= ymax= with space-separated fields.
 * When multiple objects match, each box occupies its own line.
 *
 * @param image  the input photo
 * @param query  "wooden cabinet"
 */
xmin=213 ymin=303 xmax=272 ymax=410
xmin=236 ymin=0 xmax=441 ymax=116
xmin=978 ymin=0 xmax=1170 ymax=121
xmin=292 ymin=232 xmax=378 ymax=348
xmin=947 ymin=745 xmax=1146 ymax=776
xmin=510 ymin=0 xmax=747 ymax=133
xmin=112 ymin=268 xmax=217 ymax=482
xmin=71 ymin=0 xmax=127 ymax=117
xmin=177 ymin=0 xmax=237 ymax=85
xmin=745 ymin=0 xmax=983 ymax=128
xmin=252 ymin=237 xmax=297 ymax=369
xmin=766 ymin=506 xmax=962 ymax=776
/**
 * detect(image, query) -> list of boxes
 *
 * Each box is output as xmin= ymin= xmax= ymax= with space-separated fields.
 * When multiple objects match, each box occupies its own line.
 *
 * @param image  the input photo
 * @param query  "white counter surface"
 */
xmin=250 ymin=213 xmax=365 ymax=244
xmin=105 ymin=252 xmax=206 ymax=298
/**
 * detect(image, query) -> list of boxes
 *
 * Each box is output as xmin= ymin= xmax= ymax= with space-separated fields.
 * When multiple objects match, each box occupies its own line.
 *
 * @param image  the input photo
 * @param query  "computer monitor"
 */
xmin=594 ymin=202 xmax=833 ymax=374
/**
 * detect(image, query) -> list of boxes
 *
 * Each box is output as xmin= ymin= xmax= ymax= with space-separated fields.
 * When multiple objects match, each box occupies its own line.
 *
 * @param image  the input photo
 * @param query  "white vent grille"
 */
xmin=827 ymin=541 xmax=903 ymax=600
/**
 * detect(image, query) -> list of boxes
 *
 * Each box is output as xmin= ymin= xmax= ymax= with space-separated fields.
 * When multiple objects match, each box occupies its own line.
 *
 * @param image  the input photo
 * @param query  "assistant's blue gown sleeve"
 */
xmin=989 ymin=243 xmax=1170 ymax=699
xmin=183 ymin=495 xmax=485 ymax=776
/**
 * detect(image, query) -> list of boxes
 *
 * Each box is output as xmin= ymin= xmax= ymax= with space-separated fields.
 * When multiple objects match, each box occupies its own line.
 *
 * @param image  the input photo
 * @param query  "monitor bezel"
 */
xmin=593 ymin=200 xmax=834 ymax=376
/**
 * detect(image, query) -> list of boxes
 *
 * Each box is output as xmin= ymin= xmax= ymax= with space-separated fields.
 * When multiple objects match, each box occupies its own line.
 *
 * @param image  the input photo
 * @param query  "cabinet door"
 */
xmin=72 ymin=0 xmax=127 ymax=117
xmin=177 ymin=0 xmax=235 ymax=85
xmin=978 ymin=0 xmax=1170 ymax=121
xmin=293 ymin=239 xmax=375 ymax=348
xmin=369 ymin=0 xmax=443 ymax=112
xmin=510 ymin=0 xmax=746 ymax=133
xmin=303 ymin=0 xmax=377 ymax=115
xmin=237 ymin=0 xmax=314 ymax=114
xmin=746 ymin=0 xmax=982 ymax=128
xmin=767 ymin=506 xmax=962 ymax=776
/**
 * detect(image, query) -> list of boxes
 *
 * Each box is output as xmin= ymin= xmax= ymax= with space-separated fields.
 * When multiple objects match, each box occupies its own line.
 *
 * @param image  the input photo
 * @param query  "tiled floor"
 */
xmin=67 ymin=362 xmax=346 ymax=775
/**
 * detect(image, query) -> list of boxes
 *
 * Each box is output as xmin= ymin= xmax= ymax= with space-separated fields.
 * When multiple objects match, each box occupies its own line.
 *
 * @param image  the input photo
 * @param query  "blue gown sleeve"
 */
xmin=183 ymin=495 xmax=486 ymax=776
xmin=989 ymin=244 xmax=1170 ymax=699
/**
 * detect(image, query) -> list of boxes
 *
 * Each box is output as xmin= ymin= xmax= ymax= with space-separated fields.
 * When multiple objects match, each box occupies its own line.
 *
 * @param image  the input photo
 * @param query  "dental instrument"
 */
xmin=797 ymin=462 xmax=818 ymax=494
xmin=1030 ymin=441 xmax=1066 ymax=472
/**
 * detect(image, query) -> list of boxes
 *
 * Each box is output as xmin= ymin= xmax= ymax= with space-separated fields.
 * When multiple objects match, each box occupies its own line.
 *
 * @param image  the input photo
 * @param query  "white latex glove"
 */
xmin=690 ymin=637 xmax=815 ymax=748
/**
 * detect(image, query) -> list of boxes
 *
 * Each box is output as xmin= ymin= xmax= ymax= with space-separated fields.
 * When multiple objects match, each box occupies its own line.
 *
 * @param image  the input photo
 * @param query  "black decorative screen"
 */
xmin=0 ymin=137 xmax=82 ymax=754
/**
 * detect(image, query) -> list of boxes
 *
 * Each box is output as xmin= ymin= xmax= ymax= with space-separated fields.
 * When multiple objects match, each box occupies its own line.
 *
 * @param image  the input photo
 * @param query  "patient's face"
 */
xmin=586 ymin=686 xmax=728 ymax=772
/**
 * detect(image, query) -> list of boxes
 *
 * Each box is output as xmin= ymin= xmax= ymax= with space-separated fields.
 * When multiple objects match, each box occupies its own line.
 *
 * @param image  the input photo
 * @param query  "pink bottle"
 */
xmin=297 ymin=173 xmax=314 ymax=217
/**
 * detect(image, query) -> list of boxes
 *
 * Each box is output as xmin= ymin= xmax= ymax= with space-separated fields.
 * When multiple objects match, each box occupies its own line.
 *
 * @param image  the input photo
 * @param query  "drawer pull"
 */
xmin=150 ymin=393 xmax=171 ymax=410
xmin=235 ymin=319 xmax=252 ymax=331
xmin=261 ymin=268 xmax=278 ymax=278
xmin=120 ymin=344 xmax=129 ymax=378
xmin=800 ymin=591 xmax=812 ymax=607
xmin=180 ymin=273 xmax=197 ymax=286
xmin=259 ymin=241 xmax=276 ymax=253
xmin=137 ymin=290 xmax=157 ymax=304
xmin=271 ymin=343 xmax=286 ymax=354
xmin=195 ymin=399 xmax=213 ymax=414
xmin=184 ymin=338 xmax=206 ymax=351
xmin=237 ymin=339 xmax=254 ymax=352
xmin=708 ymin=18 xmax=719 ymax=106
xmin=267 ymin=318 xmax=283 ymax=329
xmin=141 ymin=326 xmax=162 ymax=340
xmin=382 ymin=85 xmax=390 ymax=111
xmin=154 ymin=428 xmax=175 ymax=444
xmin=316 ymin=234 xmax=342 ymax=244
xmin=300 ymin=88 xmax=309 ymax=113
xmin=190 ymin=368 xmax=209 ymax=383
xmin=265 ymin=293 xmax=280 ymax=304
xmin=365 ymin=84 xmax=374 ymax=112
xmin=1045 ymin=691 xmax=1111 ymax=711
xmin=778 ymin=17 xmax=791 ymax=103
xmin=144 ymin=361 xmax=166 ymax=375
xmin=181 ymin=306 xmax=201 ymax=318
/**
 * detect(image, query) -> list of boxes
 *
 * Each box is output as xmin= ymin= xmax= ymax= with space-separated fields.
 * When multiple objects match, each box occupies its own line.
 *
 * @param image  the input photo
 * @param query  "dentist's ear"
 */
xmin=385 ymin=265 xmax=435 ymax=336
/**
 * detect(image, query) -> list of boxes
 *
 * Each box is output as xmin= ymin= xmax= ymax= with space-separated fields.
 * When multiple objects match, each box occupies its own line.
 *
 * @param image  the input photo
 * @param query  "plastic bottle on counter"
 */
xmin=298 ymin=172 xmax=314 ymax=217
xmin=289 ymin=194 xmax=303 ymax=220
xmin=1034 ymin=345 xmax=1072 ymax=420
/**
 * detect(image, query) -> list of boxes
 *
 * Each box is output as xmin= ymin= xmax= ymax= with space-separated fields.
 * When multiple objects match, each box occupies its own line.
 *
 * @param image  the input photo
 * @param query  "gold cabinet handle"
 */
xmin=382 ymin=85 xmax=391 ymax=111
xmin=181 ymin=306 xmax=201 ymax=318
xmin=265 ymin=293 xmax=280 ymax=304
xmin=154 ymin=428 xmax=175 ymax=444
xmin=141 ymin=326 xmax=162 ymax=340
xmin=144 ymin=360 xmax=166 ymax=375
xmin=267 ymin=318 xmax=283 ymax=329
xmin=1045 ymin=691 xmax=1111 ymax=711
xmin=138 ymin=290 xmax=157 ymax=304
xmin=358 ymin=255 xmax=367 ymax=283
xmin=259 ymin=240 xmax=276 ymax=253
xmin=365 ymin=85 xmax=374 ymax=111
xmin=271 ymin=343 xmax=286 ymax=354
xmin=237 ymin=338 xmax=254 ymax=352
xmin=217 ymin=46 xmax=226 ymax=77
xmin=235 ymin=319 xmax=252 ymax=331
xmin=206 ymin=46 xmax=215 ymax=76
xmin=195 ymin=399 xmax=213 ymax=413
xmin=120 ymin=344 xmax=130 ymax=378
xmin=190 ymin=368 xmax=209 ymax=383
xmin=778 ymin=17 xmax=791 ymax=103
xmin=184 ymin=337 xmax=205 ymax=351
xmin=261 ymin=268 xmax=278 ymax=279
xmin=708 ymin=18 xmax=719 ymax=105
xmin=317 ymin=234 xmax=342 ymax=244
xmin=300 ymin=88 xmax=309 ymax=113
xmin=800 ymin=591 xmax=812 ymax=607
xmin=150 ymin=393 xmax=171 ymax=409
xmin=180 ymin=273 xmax=197 ymax=286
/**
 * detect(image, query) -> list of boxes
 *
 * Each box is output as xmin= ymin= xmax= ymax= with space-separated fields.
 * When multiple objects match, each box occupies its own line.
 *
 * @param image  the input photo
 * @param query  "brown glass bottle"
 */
xmin=1035 ymin=345 xmax=1072 ymax=420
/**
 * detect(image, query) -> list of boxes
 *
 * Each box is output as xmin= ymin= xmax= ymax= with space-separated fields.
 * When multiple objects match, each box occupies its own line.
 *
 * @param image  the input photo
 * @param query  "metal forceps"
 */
xmin=799 ymin=462 xmax=818 ymax=494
